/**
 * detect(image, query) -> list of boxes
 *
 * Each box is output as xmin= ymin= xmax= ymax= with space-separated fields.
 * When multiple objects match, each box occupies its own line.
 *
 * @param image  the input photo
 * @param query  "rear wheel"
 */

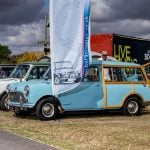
xmin=0 ymin=94 xmax=9 ymax=111
xmin=123 ymin=97 xmax=141 ymax=116
xmin=36 ymin=98 xmax=58 ymax=121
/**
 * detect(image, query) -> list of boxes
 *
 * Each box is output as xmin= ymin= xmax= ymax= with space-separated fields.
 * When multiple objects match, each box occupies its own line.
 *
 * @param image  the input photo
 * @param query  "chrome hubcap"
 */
xmin=42 ymin=103 xmax=54 ymax=118
xmin=127 ymin=101 xmax=138 ymax=114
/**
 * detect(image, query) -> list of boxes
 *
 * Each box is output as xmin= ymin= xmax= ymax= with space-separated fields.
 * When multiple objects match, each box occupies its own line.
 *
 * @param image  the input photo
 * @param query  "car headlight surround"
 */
xmin=24 ymin=85 xmax=30 ymax=97
xmin=6 ymin=84 xmax=10 ymax=93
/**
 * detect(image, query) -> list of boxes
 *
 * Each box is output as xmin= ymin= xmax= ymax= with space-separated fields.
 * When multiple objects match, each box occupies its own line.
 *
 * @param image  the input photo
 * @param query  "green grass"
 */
xmin=0 ymin=107 xmax=150 ymax=150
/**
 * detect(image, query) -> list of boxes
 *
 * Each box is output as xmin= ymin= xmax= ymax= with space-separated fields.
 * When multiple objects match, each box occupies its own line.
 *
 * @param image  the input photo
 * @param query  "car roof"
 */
xmin=17 ymin=62 xmax=50 ymax=65
xmin=0 ymin=64 xmax=16 ymax=66
xmin=92 ymin=60 xmax=140 ymax=67
xmin=0 ymin=64 xmax=16 ymax=68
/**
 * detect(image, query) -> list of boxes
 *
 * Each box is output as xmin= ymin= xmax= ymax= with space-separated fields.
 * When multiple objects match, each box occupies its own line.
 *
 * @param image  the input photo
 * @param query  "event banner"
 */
xmin=50 ymin=0 xmax=91 ymax=95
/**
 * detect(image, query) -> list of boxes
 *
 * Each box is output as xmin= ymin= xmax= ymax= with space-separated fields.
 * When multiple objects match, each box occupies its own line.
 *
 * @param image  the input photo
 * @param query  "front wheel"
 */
xmin=123 ymin=97 xmax=141 ymax=116
xmin=0 ymin=94 xmax=9 ymax=111
xmin=36 ymin=98 xmax=58 ymax=121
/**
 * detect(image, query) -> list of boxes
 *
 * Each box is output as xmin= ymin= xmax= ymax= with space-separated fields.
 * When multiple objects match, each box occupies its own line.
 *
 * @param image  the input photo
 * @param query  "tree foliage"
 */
xmin=0 ymin=44 xmax=11 ymax=63
xmin=0 ymin=43 xmax=45 ymax=64
xmin=10 ymin=51 xmax=45 ymax=63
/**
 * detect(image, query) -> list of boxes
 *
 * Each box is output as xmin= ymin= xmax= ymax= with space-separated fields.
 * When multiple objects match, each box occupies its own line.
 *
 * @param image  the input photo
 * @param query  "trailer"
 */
xmin=91 ymin=34 xmax=150 ymax=65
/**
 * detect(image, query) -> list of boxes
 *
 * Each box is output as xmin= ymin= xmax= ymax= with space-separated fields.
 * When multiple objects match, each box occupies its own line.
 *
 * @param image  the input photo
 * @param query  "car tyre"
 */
xmin=0 ymin=94 xmax=9 ymax=111
xmin=123 ymin=97 xmax=141 ymax=116
xmin=36 ymin=98 xmax=58 ymax=121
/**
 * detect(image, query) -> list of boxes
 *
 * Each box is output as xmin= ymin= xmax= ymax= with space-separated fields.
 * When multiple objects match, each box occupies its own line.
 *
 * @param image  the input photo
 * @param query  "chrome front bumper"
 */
xmin=8 ymin=101 xmax=34 ymax=109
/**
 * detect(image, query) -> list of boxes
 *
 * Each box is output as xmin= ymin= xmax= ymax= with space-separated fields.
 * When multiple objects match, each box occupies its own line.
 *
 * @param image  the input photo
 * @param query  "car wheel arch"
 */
xmin=122 ymin=94 xmax=144 ymax=116
xmin=35 ymin=95 xmax=63 ymax=113
xmin=0 ymin=91 xmax=7 ymax=100
xmin=123 ymin=94 xmax=144 ymax=107
xmin=0 ymin=91 xmax=9 ymax=110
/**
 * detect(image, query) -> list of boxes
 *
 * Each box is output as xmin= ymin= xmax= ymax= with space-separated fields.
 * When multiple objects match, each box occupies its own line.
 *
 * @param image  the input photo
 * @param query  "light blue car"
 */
xmin=8 ymin=60 xmax=150 ymax=120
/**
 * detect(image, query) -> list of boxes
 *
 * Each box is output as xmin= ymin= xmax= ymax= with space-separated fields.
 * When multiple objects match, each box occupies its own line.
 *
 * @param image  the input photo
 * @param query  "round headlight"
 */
xmin=24 ymin=85 xmax=30 ymax=96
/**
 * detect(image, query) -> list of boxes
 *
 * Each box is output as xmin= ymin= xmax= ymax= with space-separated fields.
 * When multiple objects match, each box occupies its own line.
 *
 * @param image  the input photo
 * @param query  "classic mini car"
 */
xmin=0 ymin=62 xmax=50 ymax=110
xmin=54 ymin=61 xmax=81 ymax=84
xmin=0 ymin=64 xmax=16 ymax=79
xmin=8 ymin=60 xmax=150 ymax=120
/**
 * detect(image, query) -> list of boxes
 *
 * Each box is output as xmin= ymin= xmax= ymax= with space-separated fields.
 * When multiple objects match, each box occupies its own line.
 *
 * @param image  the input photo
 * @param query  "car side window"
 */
xmin=125 ymin=68 xmax=145 ymax=82
xmin=103 ymin=67 xmax=113 ymax=81
xmin=39 ymin=66 xmax=48 ymax=78
xmin=105 ymin=67 xmax=146 ymax=82
xmin=84 ymin=67 xmax=99 ymax=82
xmin=29 ymin=67 xmax=37 ymax=79
xmin=29 ymin=66 xmax=48 ymax=80
xmin=112 ymin=67 xmax=125 ymax=81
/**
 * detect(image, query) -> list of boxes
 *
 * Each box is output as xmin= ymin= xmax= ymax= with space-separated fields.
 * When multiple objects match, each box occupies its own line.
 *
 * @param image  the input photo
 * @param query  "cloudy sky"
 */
xmin=0 ymin=0 xmax=150 ymax=54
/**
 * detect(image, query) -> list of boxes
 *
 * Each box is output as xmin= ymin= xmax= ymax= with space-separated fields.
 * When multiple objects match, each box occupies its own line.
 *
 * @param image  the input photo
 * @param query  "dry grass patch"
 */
xmin=0 ymin=108 xmax=150 ymax=150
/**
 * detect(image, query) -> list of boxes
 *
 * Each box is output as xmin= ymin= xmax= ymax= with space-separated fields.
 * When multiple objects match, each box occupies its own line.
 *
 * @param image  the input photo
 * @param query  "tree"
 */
xmin=10 ymin=51 xmax=44 ymax=63
xmin=0 ymin=44 xmax=11 ymax=63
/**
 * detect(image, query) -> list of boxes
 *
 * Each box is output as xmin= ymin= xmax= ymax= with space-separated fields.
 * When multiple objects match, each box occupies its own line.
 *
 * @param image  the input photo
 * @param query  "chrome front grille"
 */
xmin=9 ymin=92 xmax=25 ymax=102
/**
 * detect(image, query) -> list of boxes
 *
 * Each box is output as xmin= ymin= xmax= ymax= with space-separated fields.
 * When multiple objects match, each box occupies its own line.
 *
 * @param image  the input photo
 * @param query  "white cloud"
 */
xmin=91 ymin=0 xmax=109 ymax=22
xmin=0 ymin=20 xmax=46 ymax=54
xmin=91 ymin=0 xmax=150 ymax=40
xmin=1 ymin=0 xmax=150 ymax=54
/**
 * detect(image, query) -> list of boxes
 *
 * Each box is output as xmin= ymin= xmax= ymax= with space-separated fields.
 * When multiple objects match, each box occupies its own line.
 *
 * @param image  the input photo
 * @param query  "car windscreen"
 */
xmin=9 ymin=65 xmax=30 ymax=78
xmin=0 ymin=66 xmax=15 ymax=78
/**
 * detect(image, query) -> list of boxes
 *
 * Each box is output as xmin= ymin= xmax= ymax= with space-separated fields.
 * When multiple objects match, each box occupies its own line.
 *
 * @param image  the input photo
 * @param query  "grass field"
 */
xmin=0 ymin=107 xmax=150 ymax=150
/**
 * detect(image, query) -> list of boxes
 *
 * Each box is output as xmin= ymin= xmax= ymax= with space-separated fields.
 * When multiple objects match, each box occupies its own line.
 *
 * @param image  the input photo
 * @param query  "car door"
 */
xmin=59 ymin=66 xmax=104 ymax=110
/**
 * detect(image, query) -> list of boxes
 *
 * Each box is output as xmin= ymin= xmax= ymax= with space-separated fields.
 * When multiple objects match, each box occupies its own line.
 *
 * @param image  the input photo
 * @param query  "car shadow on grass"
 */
xmin=12 ymin=107 xmax=150 ymax=121
xmin=62 ymin=110 xmax=148 ymax=119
